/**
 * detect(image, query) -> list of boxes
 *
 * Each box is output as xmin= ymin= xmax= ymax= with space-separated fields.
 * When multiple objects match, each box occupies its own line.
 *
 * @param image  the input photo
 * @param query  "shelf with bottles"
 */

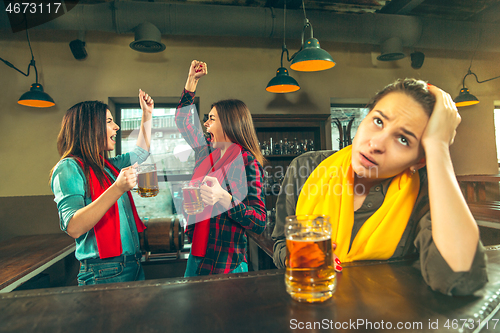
xmin=260 ymin=137 xmax=317 ymax=158
xmin=251 ymin=114 xmax=331 ymax=211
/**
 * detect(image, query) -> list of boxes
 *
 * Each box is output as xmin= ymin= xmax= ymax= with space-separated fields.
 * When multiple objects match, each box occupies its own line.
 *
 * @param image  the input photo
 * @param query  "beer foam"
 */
xmin=287 ymin=232 xmax=331 ymax=242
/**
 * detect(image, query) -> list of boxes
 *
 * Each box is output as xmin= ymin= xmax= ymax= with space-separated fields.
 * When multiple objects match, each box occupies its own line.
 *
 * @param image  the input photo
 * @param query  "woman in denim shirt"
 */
xmin=50 ymin=90 xmax=154 ymax=285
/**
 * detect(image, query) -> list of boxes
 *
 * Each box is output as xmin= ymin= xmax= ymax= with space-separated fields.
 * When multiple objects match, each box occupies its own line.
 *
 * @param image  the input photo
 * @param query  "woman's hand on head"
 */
xmin=421 ymin=84 xmax=461 ymax=149
xmin=115 ymin=163 xmax=138 ymax=193
xmin=139 ymin=89 xmax=154 ymax=115
xmin=188 ymin=60 xmax=207 ymax=80
xmin=200 ymin=176 xmax=226 ymax=206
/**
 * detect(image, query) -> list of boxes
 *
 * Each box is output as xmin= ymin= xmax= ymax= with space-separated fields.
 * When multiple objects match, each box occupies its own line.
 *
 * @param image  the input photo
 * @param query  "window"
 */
xmin=114 ymin=99 xmax=200 ymax=222
xmin=330 ymin=103 xmax=369 ymax=151
xmin=116 ymin=104 xmax=196 ymax=174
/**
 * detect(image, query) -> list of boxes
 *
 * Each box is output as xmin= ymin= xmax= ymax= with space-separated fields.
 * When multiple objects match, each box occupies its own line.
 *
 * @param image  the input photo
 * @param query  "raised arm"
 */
xmin=185 ymin=60 xmax=207 ymax=92
xmin=175 ymin=60 xmax=209 ymax=152
xmin=421 ymin=84 xmax=479 ymax=272
xmin=136 ymin=89 xmax=154 ymax=151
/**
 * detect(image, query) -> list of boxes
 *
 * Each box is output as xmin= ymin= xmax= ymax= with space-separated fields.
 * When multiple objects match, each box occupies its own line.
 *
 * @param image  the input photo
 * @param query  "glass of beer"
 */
xmin=137 ymin=163 xmax=159 ymax=198
xmin=182 ymin=180 xmax=205 ymax=215
xmin=285 ymin=215 xmax=336 ymax=303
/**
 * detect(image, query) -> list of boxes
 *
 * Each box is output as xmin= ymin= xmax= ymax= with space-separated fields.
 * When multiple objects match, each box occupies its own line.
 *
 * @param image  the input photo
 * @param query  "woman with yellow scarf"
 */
xmin=272 ymin=79 xmax=488 ymax=296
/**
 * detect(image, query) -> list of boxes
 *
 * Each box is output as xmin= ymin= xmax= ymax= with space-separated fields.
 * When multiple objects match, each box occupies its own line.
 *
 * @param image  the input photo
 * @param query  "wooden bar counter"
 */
xmin=1 ymin=247 xmax=500 ymax=332
xmin=0 ymin=234 xmax=75 ymax=293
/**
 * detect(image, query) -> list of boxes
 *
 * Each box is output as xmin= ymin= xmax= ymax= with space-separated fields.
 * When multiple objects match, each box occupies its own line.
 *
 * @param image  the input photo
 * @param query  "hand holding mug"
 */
xmin=115 ymin=163 xmax=138 ymax=193
xmin=182 ymin=180 xmax=205 ymax=215
xmin=200 ymin=176 xmax=227 ymax=206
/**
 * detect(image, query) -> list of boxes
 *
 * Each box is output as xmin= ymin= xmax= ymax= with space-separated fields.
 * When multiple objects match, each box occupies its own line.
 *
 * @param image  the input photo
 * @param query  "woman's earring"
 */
xmin=410 ymin=168 xmax=416 ymax=175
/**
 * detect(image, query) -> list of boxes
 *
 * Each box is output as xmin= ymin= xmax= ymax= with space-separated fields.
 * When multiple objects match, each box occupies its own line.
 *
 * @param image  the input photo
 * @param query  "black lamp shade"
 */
xmin=18 ymin=83 xmax=55 ymax=108
xmin=454 ymin=88 xmax=479 ymax=107
xmin=266 ymin=67 xmax=300 ymax=93
xmin=290 ymin=38 xmax=335 ymax=72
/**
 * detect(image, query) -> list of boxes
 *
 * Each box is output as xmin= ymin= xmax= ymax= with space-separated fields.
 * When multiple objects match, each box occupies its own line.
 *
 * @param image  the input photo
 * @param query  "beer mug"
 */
xmin=285 ymin=215 xmax=336 ymax=303
xmin=137 ymin=163 xmax=159 ymax=198
xmin=182 ymin=180 xmax=205 ymax=215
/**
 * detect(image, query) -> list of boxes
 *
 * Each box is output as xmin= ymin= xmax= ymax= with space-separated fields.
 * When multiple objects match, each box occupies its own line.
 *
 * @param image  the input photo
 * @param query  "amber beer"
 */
xmin=182 ymin=182 xmax=204 ymax=215
xmin=137 ymin=164 xmax=159 ymax=198
xmin=285 ymin=215 xmax=336 ymax=303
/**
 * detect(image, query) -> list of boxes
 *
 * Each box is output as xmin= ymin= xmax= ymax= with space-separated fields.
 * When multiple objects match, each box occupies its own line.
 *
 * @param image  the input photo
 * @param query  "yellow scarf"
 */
xmin=296 ymin=146 xmax=420 ymax=263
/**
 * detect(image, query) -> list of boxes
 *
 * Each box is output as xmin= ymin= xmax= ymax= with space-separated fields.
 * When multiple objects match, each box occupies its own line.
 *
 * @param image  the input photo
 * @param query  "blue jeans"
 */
xmin=77 ymin=255 xmax=145 ymax=286
xmin=184 ymin=251 xmax=248 ymax=277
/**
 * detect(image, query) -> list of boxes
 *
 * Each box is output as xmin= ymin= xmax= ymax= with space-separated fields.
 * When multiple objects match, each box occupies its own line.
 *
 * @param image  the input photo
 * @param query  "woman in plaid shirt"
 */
xmin=176 ymin=60 xmax=267 ymax=276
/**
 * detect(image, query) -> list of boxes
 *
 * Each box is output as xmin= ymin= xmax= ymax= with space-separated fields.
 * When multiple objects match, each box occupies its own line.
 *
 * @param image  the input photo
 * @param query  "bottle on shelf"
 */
xmin=283 ymin=138 xmax=289 ymax=155
xmin=274 ymin=140 xmax=282 ymax=155
xmin=293 ymin=137 xmax=299 ymax=155
xmin=308 ymin=139 xmax=315 ymax=151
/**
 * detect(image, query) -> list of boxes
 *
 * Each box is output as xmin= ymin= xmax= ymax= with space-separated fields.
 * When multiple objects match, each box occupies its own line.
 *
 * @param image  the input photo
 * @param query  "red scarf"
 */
xmin=190 ymin=143 xmax=244 ymax=257
xmin=75 ymin=158 xmax=146 ymax=259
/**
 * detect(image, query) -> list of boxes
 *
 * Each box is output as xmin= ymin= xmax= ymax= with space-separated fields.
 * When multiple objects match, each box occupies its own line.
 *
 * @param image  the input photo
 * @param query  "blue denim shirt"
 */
xmin=51 ymin=146 xmax=150 ymax=261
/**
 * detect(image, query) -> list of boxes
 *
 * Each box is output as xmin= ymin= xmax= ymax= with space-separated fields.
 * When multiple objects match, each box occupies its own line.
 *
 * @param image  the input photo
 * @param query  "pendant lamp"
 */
xmin=266 ymin=67 xmax=300 ymax=93
xmin=290 ymin=19 xmax=335 ymax=72
xmin=1 ymin=27 xmax=55 ymax=108
xmin=266 ymin=0 xmax=335 ymax=93
xmin=454 ymin=88 xmax=479 ymax=107
xmin=454 ymin=68 xmax=500 ymax=108
xmin=18 ymin=82 xmax=55 ymax=107
xmin=266 ymin=1 xmax=300 ymax=93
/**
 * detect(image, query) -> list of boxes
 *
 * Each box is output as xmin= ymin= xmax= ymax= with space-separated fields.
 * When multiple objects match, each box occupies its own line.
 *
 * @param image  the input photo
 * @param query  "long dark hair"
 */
xmin=50 ymin=101 xmax=111 ymax=191
xmin=210 ymin=99 xmax=265 ymax=166
xmin=367 ymin=78 xmax=436 ymax=117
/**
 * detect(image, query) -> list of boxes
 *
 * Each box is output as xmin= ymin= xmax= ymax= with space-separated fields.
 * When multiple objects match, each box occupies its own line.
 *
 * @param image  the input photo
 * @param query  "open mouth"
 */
xmin=110 ymin=135 xmax=116 ymax=142
xmin=205 ymin=131 xmax=214 ymax=141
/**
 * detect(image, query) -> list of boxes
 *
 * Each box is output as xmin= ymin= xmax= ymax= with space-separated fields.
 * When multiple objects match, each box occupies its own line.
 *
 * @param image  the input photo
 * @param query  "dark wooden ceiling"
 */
xmin=77 ymin=0 xmax=500 ymax=23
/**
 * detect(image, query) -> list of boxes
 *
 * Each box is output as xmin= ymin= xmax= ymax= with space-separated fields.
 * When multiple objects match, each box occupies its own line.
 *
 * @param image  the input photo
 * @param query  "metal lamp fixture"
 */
xmin=454 ymin=68 xmax=500 ymax=107
xmin=454 ymin=87 xmax=479 ymax=107
xmin=0 ymin=27 xmax=55 ymax=108
xmin=266 ymin=45 xmax=300 ymax=93
xmin=266 ymin=0 xmax=300 ymax=93
xmin=266 ymin=0 xmax=335 ymax=93
xmin=290 ymin=18 xmax=336 ymax=72
xmin=18 ymin=81 xmax=55 ymax=107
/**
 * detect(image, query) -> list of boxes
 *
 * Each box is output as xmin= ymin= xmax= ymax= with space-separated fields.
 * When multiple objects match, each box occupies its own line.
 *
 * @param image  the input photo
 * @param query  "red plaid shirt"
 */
xmin=175 ymin=89 xmax=266 ymax=275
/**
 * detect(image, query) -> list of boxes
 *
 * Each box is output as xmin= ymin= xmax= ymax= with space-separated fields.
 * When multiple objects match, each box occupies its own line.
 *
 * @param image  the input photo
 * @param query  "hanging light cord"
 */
xmin=462 ymin=69 xmax=500 ymax=88
xmin=460 ymin=1 xmax=497 ymax=89
xmin=280 ymin=0 xmax=290 ymax=67
xmin=0 ymin=15 xmax=38 ymax=84
xmin=301 ymin=0 xmax=312 ymax=41
xmin=282 ymin=0 xmax=311 ymax=63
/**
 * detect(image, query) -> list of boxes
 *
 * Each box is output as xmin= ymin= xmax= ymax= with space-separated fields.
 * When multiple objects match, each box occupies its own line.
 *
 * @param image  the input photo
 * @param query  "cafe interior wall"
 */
xmin=0 ymin=29 xmax=499 ymax=241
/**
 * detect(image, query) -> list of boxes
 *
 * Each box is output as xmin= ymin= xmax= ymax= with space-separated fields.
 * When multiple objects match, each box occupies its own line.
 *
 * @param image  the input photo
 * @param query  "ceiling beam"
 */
xmin=378 ymin=0 xmax=426 ymax=15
